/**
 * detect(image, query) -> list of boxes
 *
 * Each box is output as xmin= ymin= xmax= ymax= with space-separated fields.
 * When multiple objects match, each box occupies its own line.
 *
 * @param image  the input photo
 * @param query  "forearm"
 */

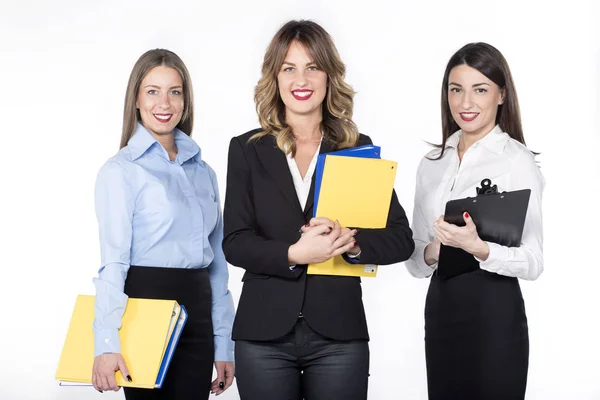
xmin=223 ymin=230 xmax=302 ymax=279
xmin=92 ymin=262 xmax=129 ymax=357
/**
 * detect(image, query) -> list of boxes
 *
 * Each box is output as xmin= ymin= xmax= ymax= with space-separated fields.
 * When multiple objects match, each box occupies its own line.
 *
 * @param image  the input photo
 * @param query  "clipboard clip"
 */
xmin=476 ymin=178 xmax=499 ymax=196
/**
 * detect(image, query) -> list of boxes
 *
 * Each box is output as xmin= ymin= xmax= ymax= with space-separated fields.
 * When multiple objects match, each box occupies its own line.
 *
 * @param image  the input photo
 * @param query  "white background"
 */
xmin=1 ymin=0 xmax=599 ymax=399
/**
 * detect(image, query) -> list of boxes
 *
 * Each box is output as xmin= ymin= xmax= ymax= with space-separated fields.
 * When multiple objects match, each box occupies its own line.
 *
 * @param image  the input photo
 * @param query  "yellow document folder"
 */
xmin=307 ymin=156 xmax=398 ymax=277
xmin=56 ymin=295 xmax=186 ymax=389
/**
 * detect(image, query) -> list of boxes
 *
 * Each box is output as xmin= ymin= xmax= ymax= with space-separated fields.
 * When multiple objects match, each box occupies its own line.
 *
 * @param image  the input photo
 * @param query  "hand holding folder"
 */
xmin=307 ymin=145 xmax=398 ymax=277
xmin=437 ymin=179 xmax=531 ymax=278
xmin=56 ymin=295 xmax=187 ymax=389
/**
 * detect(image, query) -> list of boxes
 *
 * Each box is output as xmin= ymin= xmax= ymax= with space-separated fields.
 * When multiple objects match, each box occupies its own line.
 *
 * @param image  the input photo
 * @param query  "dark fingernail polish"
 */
xmin=97 ymin=389 xmax=103 ymax=393
xmin=219 ymin=381 xmax=225 ymax=389
xmin=305 ymin=223 xmax=310 ymax=227
xmin=464 ymin=212 xmax=470 ymax=218
xmin=127 ymin=375 xmax=132 ymax=382
xmin=354 ymin=229 xmax=359 ymax=234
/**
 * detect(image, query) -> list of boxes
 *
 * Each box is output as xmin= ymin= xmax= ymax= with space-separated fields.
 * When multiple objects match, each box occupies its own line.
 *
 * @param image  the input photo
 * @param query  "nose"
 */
xmin=157 ymin=93 xmax=171 ymax=109
xmin=460 ymin=90 xmax=473 ymax=109
xmin=294 ymin=69 xmax=308 ymax=87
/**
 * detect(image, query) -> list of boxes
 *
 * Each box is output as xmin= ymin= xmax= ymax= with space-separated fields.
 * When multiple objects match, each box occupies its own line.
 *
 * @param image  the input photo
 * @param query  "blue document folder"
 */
xmin=313 ymin=145 xmax=381 ymax=217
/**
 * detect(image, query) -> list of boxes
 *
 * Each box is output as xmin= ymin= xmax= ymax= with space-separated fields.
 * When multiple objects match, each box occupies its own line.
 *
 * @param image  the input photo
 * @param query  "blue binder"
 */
xmin=155 ymin=305 xmax=188 ymax=388
xmin=313 ymin=145 xmax=381 ymax=217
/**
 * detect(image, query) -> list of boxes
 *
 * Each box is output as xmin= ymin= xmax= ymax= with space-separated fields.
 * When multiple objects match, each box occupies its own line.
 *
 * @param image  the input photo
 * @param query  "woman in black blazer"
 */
xmin=222 ymin=20 xmax=414 ymax=400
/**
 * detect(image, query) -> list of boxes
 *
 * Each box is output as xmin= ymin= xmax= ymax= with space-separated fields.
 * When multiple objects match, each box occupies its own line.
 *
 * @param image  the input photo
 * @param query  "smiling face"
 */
xmin=136 ymin=65 xmax=184 ymax=138
xmin=276 ymin=40 xmax=328 ymax=121
xmin=447 ymin=64 xmax=504 ymax=137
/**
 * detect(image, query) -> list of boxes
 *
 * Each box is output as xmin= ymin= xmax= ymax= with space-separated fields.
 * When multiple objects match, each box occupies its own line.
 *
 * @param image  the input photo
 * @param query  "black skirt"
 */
xmin=425 ymin=269 xmax=529 ymax=400
xmin=123 ymin=266 xmax=214 ymax=400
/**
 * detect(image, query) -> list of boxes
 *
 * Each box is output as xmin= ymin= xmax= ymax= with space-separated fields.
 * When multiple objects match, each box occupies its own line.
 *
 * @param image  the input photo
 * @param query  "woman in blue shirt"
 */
xmin=91 ymin=49 xmax=235 ymax=399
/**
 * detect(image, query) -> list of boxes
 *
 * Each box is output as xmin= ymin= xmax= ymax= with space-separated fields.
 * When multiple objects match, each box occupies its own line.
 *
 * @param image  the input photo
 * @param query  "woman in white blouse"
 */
xmin=406 ymin=42 xmax=544 ymax=400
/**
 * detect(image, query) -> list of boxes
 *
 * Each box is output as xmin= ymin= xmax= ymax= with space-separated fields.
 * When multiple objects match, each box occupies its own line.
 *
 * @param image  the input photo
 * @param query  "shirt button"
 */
xmin=104 ymin=338 xmax=110 ymax=343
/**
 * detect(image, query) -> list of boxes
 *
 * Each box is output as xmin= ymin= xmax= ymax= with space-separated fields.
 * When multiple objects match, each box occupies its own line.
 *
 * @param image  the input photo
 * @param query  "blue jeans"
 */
xmin=235 ymin=318 xmax=370 ymax=400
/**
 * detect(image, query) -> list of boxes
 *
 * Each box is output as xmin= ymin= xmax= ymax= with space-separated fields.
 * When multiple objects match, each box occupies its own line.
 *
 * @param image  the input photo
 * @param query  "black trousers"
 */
xmin=235 ymin=317 xmax=369 ymax=400
xmin=425 ymin=269 xmax=529 ymax=400
xmin=123 ymin=266 xmax=214 ymax=400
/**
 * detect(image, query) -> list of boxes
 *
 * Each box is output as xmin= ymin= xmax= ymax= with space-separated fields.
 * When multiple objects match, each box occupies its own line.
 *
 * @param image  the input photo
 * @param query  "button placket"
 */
xmin=176 ymin=163 xmax=205 ymax=264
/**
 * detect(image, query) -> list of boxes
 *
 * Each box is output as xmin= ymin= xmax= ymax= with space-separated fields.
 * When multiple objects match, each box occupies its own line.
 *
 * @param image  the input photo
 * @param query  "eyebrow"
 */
xmin=282 ymin=61 xmax=317 ymax=67
xmin=143 ymin=84 xmax=183 ymax=89
xmin=448 ymin=82 xmax=491 ymax=88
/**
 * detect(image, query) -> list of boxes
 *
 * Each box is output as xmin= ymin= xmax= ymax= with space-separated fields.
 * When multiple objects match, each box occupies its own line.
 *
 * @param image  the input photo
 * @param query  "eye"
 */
xmin=449 ymin=87 xmax=461 ymax=93
xmin=307 ymin=65 xmax=320 ymax=71
xmin=170 ymin=90 xmax=182 ymax=95
xmin=282 ymin=66 xmax=294 ymax=72
xmin=475 ymin=88 xmax=488 ymax=93
xmin=147 ymin=89 xmax=158 ymax=95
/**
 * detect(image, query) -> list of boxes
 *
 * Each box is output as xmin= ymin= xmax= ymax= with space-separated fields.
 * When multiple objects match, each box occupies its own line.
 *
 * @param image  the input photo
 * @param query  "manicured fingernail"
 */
xmin=352 ymin=241 xmax=356 ymax=246
xmin=219 ymin=381 xmax=224 ymax=389
xmin=305 ymin=223 xmax=310 ymax=227
xmin=97 ymin=389 xmax=103 ymax=393
xmin=464 ymin=212 xmax=470 ymax=218
xmin=354 ymin=229 xmax=359 ymax=234
xmin=127 ymin=375 xmax=132 ymax=382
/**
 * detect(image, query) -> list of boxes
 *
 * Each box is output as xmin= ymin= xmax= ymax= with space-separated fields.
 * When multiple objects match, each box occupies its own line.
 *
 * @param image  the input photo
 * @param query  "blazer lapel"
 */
xmin=303 ymin=138 xmax=336 ymax=218
xmin=255 ymin=135 xmax=304 ymax=215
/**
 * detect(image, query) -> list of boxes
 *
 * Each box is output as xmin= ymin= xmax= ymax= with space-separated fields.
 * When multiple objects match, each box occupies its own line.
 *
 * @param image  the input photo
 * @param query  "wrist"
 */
xmin=469 ymin=239 xmax=490 ymax=261
xmin=288 ymin=244 xmax=300 ymax=265
xmin=424 ymin=242 xmax=439 ymax=266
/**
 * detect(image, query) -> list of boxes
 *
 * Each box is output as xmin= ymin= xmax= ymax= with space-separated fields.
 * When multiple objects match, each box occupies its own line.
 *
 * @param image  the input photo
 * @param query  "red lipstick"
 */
xmin=459 ymin=113 xmax=479 ymax=122
xmin=154 ymin=114 xmax=173 ymax=123
xmin=292 ymin=90 xmax=313 ymax=101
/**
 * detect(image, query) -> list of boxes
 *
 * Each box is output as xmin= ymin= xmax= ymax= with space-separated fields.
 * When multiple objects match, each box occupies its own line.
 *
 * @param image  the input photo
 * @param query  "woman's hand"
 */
xmin=432 ymin=212 xmax=490 ymax=260
xmin=211 ymin=361 xmax=234 ymax=396
xmin=92 ymin=353 xmax=131 ymax=393
xmin=289 ymin=220 xmax=357 ymax=265
xmin=301 ymin=217 xmax=361 ymax=255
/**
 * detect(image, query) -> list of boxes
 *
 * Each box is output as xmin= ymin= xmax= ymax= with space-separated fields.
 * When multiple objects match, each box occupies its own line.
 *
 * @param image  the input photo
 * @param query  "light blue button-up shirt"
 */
xmin=93 ymin=123 xmax=234 ymax=361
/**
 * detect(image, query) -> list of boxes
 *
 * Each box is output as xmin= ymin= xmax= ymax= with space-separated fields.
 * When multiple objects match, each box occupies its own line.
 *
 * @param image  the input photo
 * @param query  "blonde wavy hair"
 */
xmin=252 ymin=20 xmax=359 ymax=155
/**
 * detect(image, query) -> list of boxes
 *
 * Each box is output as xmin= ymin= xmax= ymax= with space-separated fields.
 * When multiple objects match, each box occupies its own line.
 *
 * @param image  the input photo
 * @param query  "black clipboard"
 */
xmin=437 ymin=179 xmax=531 ymax=278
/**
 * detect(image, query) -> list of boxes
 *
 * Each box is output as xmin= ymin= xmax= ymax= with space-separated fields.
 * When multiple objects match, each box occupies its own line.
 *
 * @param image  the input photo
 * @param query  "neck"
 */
xmin=151 ymin=131 xmax=177 ymax=160
xmin=286 ymin=111 xmax=323 ymax=141
xmin=459 ymin=125 xmax=496 ymax=153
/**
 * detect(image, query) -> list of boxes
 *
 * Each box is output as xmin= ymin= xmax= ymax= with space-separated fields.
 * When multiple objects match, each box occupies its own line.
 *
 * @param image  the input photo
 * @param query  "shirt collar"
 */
xmin=127 ymin=122 xmax=202 ymax=164
xmin=445 ymin=125 xmax=509 ymax=155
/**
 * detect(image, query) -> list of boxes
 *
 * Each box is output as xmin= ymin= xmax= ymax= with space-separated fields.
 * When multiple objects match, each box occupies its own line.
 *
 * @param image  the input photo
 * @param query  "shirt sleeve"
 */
xmin=92 ymin=160 xmax=133 ymax=357
xmin=406 ymin=158 xmax=437 ymax=278
xmin=476 ymin=151 xmax=545 ymax=280
xmin=207 ymin=167 xmax=235 ymax=362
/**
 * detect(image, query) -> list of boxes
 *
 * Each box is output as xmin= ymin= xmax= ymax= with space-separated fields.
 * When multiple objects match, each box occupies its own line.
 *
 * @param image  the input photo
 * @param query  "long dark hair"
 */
xmin=433 ymin=42 xmax=524 ymax=160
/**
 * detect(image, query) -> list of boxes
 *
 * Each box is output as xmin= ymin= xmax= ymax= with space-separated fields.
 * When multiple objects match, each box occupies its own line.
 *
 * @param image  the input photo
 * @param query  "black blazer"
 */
xmin=222 ymin=129 xmax=415 ymax=342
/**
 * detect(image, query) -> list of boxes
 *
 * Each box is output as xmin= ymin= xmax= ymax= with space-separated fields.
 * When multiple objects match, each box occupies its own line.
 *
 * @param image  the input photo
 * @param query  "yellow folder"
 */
xmin=56 ymin=295 xmax=184 ymax=389
xmin=307 ymin=156 xmax=398 ymax=277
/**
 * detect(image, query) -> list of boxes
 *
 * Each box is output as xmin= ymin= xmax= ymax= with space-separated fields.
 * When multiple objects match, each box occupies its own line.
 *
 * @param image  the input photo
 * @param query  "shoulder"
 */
xmin=98 ymin=152 xmax=129 ymax=175
xmin=505 ymin=138 xmax=544 ymax=182
xmin=504 ymin=137 xmax=536 ymax=164
xmin=233 ymin=128 xmax=264 ymax=144
xmin=503 ymin=137 xmax=542 ymax=178
xmin=96 ymin=146 xmax=144 ymax=183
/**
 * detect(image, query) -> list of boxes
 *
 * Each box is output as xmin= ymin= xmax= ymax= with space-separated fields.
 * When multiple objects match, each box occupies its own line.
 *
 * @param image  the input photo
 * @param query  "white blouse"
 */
xmin=405 ymin=125 xmax=545 ymax=280
xmin=286 ymin=143 xmax=321 ymax=211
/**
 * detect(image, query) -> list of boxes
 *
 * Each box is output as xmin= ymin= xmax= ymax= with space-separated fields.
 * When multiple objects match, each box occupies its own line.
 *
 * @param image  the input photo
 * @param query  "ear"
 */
xmin=498 ymin=87 xmax=506 ymax=105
